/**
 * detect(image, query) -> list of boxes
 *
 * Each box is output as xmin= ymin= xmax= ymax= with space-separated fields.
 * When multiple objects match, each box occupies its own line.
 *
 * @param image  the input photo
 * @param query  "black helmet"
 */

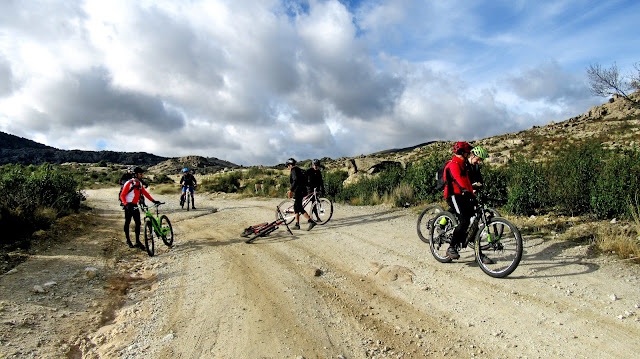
xmin=286 ymin=158 xmax=296 ymax=166
xmin=312 ymin=159 xmax=320 ymax=166
xmin=133 ymin=167 xmax=144 ymax=174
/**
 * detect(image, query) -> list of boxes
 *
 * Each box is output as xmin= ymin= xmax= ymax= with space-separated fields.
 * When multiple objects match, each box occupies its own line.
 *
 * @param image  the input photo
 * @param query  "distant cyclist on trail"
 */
xmin=180 ymin=168 xmax=198 ymax=209
xmin=120 ymin=167 xmax=161 ymax=250
xmin=442 ymin=142 xmax=493 ymax=264
xmin=286 ymin=158 xmax=316 ymax=231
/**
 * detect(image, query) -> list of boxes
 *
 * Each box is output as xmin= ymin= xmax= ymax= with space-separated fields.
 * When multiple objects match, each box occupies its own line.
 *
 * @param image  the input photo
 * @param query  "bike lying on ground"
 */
xmin=140 ymin=199 xmax=174 ymax=257
xmin=425 ymin=197 xmax=522 ymax=278
xmin=278 ymin=188 xmax=333 ymax=225
xmin=241 ymin=205 xmax=293 ymax=244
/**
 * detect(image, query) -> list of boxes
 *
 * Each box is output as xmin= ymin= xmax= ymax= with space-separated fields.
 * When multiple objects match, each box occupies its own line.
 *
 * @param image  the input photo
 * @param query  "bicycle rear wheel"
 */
xmin=429 ymin=211 xmax=457 ymax=263
xmin=159 ymin=215 xmax=173 ymax=247
xmin=417 ymin=204 xmax=445 ymax=243
xmin=144 ymin=219 xmax=155 ymax=257
xmin=277 ymin=199 xmax=296 ymax=225
xmin=311 ymin=198 xmax=333 ymax=225
xmin=475 ymin=217 xmax=523 ymax=278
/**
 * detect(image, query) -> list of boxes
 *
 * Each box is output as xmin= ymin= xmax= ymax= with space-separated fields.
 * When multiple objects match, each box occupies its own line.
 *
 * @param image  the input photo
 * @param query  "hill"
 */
xmin=0 ymin=131 xmax=238 ymax=170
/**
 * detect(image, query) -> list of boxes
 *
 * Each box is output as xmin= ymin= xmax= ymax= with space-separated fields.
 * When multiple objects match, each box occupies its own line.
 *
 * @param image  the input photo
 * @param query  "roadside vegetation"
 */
xmin=2 ymin=137 xmax=639 ymax=263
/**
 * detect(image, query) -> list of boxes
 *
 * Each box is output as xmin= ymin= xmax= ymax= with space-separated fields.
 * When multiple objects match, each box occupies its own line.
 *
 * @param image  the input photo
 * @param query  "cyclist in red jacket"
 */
xmin=443 ymin=142 xmax=476 ymax=260
xmin=120 ymin=167 xmax=160 ymax=249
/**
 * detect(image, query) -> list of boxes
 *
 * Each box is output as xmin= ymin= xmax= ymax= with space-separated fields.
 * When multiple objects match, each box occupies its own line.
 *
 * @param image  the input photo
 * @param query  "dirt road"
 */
xmin=2 ymin=188 xmax=640 ymax=358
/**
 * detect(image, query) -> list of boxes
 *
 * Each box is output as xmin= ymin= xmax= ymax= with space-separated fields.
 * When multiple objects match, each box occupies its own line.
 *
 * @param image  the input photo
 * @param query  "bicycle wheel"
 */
xmin=180 ymin=194 xmax=185 ymax=209
xmin=429 ymin=211 xmax=458 ymax=263
xmin=159 ymin=215 xmax=174 ymax=247
xmin=144 ymin=219 xmax=155 ymax=257
xmin=186 ymin=194 xmax=191 ymax=211
xmin=277 ymin=199 xmax=296 ymax=225
xmin=475 ymin=217 xmax=523 ymax=278
xmin=311 ymin=198 xmax=333 ymax=225
xmin=416 ymin=204 xmax=446 ymax=243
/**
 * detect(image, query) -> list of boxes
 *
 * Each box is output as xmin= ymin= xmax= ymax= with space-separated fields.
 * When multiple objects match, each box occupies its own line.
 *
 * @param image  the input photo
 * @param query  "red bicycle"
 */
xmin=240 ymin=205 xmax=293 ymax=244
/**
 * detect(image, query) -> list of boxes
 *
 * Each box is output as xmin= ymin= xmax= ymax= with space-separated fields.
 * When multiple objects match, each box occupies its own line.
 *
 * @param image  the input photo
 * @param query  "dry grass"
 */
xmin=593 ymin=200 xmax=640 ymax=263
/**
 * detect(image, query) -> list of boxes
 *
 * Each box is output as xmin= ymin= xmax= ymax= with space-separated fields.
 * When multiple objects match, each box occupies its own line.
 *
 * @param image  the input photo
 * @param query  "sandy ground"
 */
xmin=1 ymin=187 xmax=640 ymax=358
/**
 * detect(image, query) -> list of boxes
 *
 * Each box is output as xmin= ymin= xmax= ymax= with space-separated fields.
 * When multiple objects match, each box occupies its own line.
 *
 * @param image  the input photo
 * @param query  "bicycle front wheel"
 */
xmin=160 ymin=215 xmax=174 ymax=247
xmin=429 ymin=211 xmax=457 ymax=263
xmin=277 ymin=199 xmax=296 ymax=225
xmin=144 ymin=219 xmax=155 ymax=257
xmin=417 ymin=204 xmax=445 ymax=243
xmin=312 ymin=198 xmax=333 ymax=225
xmin=475 ymin=217 xmax=523 ymax=278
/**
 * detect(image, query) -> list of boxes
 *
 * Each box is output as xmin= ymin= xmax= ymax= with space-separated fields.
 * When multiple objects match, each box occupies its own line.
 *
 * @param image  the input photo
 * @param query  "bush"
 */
xmin=323 ymin=170 xmax=348 ymax=200
xmin=201 ymin=172 xmax=242 ymax=193
xmin=0 ymin=163 xmax=85 ymax=247
xmin=547 ymin=141 xmax=605 ymax=215
xmin=591 ymin=150 xmax=640 ymax=219
xmin=505 ymin=156 xmax=548 ymax=216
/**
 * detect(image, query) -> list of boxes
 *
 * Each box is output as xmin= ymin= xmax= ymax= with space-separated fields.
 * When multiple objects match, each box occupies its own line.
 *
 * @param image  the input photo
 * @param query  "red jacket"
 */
xmin=120 ymin=178 xmax=155 ymax=205
xmin=443 ymin=156 xmax=474 ymax=199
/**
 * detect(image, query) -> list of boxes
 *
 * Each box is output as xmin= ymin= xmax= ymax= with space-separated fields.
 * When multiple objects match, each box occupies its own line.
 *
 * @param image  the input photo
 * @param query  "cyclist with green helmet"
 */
xmin=468 ymin=146 xmax=488 ymax=189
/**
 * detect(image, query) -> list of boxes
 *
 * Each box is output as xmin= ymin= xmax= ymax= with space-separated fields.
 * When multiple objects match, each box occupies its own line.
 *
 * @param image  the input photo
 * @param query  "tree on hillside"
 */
xmin=587 ymin=62 xmax=640 ymax=106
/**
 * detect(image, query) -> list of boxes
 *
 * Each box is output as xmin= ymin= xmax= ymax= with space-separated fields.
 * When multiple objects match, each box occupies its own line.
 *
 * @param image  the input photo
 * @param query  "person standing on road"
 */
xmin=306 ymin=159 xmax=325 ymax=220
xmin=120 ymin=167 xmax=161 ymax=250
xmin=286 ymin=158 xmax=316 ymax=231
xmin=180 ymin=168 xmax=198 ymax=209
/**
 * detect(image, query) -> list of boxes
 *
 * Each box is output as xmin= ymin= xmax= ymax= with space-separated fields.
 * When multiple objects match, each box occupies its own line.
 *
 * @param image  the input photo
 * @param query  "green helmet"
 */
xmin=471 ymin=146 xmax=488 ymax=160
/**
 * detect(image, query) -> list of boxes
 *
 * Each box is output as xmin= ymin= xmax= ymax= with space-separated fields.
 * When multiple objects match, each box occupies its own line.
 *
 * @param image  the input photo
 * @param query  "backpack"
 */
xmin=435 ymin=160 xmax=465 ymax=192
xmin=435 ymin=161 xmax=450 ymax=191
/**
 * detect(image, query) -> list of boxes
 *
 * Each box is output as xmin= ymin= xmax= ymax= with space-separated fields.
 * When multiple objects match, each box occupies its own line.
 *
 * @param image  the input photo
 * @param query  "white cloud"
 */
xmin=1 ymin=0 xmax=637 ymax=165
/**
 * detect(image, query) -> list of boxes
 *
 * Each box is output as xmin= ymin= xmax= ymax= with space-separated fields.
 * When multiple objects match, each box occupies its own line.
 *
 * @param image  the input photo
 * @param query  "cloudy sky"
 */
xmin=1 ymin=0 xmax=639 ymax=166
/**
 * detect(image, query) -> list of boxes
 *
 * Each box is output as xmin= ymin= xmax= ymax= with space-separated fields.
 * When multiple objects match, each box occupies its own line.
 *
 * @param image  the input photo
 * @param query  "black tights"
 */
xmin=124 ymin=204 xmax=141 ymax=243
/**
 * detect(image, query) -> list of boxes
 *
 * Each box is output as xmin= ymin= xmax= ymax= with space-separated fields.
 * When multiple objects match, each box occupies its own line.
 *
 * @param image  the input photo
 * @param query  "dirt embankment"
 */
xmin=1 ymin=187 xmax=640 ymax=358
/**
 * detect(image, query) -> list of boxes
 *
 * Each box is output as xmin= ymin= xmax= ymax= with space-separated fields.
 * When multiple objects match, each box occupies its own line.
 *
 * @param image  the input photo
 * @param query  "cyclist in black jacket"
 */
xmin=286 ymin=158 xmax=316 ymax=231
xmin=306 ymin=159 xmax=325 ymax=196
xmin=180 ymin=168 xmax=198 ymax=209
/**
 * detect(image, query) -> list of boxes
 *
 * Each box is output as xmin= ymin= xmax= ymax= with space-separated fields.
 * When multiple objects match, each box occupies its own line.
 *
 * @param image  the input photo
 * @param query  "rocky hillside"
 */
xmin=148 ymin=155 xmax=238 ymax=175
xmin=323 ymin=92 xmax=640 ymax=183
xmin=0 ymin=132 xmax=169 ymax=167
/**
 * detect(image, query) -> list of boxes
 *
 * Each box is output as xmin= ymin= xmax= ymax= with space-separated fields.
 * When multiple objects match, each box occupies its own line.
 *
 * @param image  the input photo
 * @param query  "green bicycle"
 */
xmin=140 ymin=199 xmax=174 ymax=257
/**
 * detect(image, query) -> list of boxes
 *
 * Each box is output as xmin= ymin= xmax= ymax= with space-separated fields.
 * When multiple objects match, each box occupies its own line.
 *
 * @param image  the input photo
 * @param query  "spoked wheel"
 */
xmin=311 ymin=198 xmax=333 ymax=225
xmin=475 ymin=217 xmax=523 ymax=278
xmin=429 ymin=211 xmax=458 ymax=263
xmin=186 ymin=195 xmax=191 ymax=211
xmin=417 ymin=204 xmax=446 ymax=243
xmin=144 ymin=219 xmax=155 ymax=257
xmin=160 ymin=215 xmax=174 ymax=247
xmin=277 ymin=199 xmax=296 ymax=225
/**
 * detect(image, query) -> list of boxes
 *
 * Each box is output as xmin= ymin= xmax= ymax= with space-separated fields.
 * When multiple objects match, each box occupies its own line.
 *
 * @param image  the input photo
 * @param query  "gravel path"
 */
xmin=2 ymin=187 xmax=640 ymax=358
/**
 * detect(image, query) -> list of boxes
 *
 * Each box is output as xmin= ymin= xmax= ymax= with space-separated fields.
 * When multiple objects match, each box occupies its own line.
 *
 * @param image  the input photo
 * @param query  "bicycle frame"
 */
xmin=139 ymin=202 xmax=170 ymax=237
xmin=242 ymin=205 xmax=293 ymax=243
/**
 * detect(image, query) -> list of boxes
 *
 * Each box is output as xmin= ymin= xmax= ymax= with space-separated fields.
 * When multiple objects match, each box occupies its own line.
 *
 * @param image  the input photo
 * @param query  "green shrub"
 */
xmin=323 ymin=170 xmax=348 ymax=200
xmin=0 ymin=163 xmax=85 ymax=247
xmin=201 ymin=172 xmax=242 ymax=193
xmin=505 ymin=156 xmax=548 ymax=216
xmin=591 ymin=150 xmax=640 ymax=219
xmin=547 ymin=141 xmax=605 ymax=215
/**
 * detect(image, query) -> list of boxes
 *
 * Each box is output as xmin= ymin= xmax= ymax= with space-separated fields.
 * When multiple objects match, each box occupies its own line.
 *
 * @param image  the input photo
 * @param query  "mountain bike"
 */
xmin=428 ymin=197 xmax=522 ymax=278
xmin=277 ymin=188 xmax=333 ymax=225
xmin=140 ymin=201 xmax=174 ymax=257
xmin=180 ymin=184 xmax=197 ymax=211
xmin=241 ymin=205 xmax=293 ymax=244
xmin=417 ymin=204 xmax=502 ymax=243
